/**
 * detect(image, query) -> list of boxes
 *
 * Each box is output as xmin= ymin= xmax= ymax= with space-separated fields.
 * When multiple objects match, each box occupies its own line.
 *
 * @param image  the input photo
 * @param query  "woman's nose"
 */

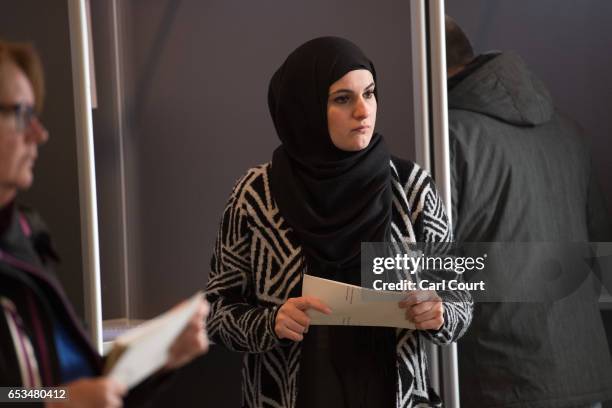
xmin=353 ymin=97 xmax=369 ymax=119
xmin=26 ymin=117 xmax=49 ymax=144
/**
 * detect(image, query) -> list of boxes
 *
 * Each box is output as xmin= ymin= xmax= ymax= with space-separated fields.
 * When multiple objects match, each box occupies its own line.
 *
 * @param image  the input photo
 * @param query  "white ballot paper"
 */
xmin=302 ymin=274 xmax=415 ymax=329
xmin=104 ymin=292 xmax=208 ymax=388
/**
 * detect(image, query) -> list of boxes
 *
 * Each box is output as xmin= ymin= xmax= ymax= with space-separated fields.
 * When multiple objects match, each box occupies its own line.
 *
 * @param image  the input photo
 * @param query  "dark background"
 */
xmin=110 ymin=0 xmax=416 ymax=319
xmin=446 ymin=0 xmax=612 ymax=216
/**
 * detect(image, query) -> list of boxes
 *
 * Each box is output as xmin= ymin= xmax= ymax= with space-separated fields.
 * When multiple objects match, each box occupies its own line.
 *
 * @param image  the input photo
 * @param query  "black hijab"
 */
xmin=268 ymin=37 xmax=397 ymax=406
xmin=268 ymin=36 xmax=392 ymax=284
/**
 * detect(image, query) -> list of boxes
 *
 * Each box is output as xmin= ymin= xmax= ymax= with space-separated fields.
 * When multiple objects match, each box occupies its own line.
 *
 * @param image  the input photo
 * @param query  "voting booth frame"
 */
xmin=65 ymin=0 xmax=459 ymax=405
xmin=410 ymin=1 xmax=459 ymax=406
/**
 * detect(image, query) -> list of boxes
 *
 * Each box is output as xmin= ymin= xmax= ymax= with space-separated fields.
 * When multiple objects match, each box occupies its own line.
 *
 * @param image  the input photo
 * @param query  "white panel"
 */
xmin=416 ymin=0 xmax=461 ymax=406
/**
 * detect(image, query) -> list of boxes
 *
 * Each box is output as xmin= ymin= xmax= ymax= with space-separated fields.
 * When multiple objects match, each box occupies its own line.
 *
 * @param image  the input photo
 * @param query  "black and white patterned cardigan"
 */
xmin=206 ymin=158 xmax=473 ymax=408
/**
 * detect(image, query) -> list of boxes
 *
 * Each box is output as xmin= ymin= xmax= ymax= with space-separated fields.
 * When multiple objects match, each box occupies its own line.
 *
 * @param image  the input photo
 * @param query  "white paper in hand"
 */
xmin=106 ymin=292 xmax=207 ymax=388
xmin=302 ymin=274 xmax=415 ymax=329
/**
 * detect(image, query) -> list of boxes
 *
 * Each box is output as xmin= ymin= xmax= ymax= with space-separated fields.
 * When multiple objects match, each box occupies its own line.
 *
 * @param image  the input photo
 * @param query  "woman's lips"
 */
xmin=352 ymin=125 xmax=370 ymax=133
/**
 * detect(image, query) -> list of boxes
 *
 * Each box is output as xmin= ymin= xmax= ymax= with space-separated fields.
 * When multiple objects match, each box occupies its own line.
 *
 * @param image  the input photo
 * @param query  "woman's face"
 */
xmin=327 ymin=69 xmax=377 ymax=152
xmin=0 ymin=63 xmax=48 ymax=204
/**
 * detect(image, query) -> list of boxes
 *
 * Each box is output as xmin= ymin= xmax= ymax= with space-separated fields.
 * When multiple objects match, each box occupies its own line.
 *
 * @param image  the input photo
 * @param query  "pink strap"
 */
xmin=18 ymin=213 xmax=31 ymax=238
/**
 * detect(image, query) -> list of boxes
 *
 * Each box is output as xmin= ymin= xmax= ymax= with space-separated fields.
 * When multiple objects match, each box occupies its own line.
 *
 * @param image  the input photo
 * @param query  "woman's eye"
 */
xmin=364 ymin=90 xmax=375 ymax=99
xmin=333 ymin=95 xmax=350 ymax=104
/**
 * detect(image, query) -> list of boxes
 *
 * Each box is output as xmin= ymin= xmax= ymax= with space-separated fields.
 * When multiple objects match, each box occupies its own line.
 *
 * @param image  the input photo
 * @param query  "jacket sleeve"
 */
xmin=412 ymin=174 xmax=473 ymax=345
xmin=449 ymin=129 xmax=465 ymax=233
xmin=205 ymin=176 xmax=281 ymax=353
xmin=586 ymin=160 xmax=612 ymax=242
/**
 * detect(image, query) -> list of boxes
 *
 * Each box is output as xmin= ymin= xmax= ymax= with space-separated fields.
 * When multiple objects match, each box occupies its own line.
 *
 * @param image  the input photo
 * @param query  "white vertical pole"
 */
xmin=67 ymin=0 xmax=103 ymax=353
xmin=428 ymin=0 xmax=460 ymax=407
xmin=411 ymin=0 xmax=441 ymax=397
xmin=413 ymin=0 xmax=460 ymax=405
xmin=428 ymin=0 xmax=452 ymax=221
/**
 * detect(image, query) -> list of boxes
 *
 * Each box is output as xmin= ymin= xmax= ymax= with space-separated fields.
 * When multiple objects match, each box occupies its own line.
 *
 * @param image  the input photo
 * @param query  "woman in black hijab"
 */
xmin=206 ymin=37 xmax=472 ymax=408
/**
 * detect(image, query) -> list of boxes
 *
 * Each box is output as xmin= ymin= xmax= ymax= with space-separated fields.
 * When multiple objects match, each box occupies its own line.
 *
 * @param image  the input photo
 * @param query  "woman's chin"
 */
xmin=351 ymin=137 xmax=372 ymax=151
xmin=337 ymin=135 xmax=372 ymax=152
xmin=16 ymin=173 xmax=34 ymax=191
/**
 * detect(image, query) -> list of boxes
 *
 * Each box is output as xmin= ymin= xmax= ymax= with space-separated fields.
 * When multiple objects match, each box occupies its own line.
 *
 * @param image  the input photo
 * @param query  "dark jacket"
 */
xmin=0 ymin=204 xmax=170 ymax=407
xmin=449 ymin=51 xmax=612 ymax=407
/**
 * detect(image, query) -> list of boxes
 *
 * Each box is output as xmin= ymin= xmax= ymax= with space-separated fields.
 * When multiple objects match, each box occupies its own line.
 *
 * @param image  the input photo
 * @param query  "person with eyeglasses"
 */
xmin=0 ymin=39 xmax=209 ymax=408
xmin=0 ymin=104 xmax=40 ymax=133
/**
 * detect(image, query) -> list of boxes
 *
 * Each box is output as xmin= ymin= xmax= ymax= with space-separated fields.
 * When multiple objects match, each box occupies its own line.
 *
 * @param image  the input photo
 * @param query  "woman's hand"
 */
xmin=399 ymin=290 xmax=444 ymax=330
xmin=164 ymin=297 xmax=210 ymax=370
xmin=275 ymin=296 xmax=332 ymax=342
xmin=45 ymin=377 xmax=126 ymax=408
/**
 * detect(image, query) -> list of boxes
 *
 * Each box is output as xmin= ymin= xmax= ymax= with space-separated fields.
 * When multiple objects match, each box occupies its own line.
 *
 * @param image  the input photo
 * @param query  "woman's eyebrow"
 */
xmin=329 ymin=82 xmax=376 ymax=96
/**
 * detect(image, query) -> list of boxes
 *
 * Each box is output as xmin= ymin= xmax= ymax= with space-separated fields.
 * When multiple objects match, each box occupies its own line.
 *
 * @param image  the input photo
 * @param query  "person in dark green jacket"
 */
xmin=446 ymin=15 xmax=612 ymax=408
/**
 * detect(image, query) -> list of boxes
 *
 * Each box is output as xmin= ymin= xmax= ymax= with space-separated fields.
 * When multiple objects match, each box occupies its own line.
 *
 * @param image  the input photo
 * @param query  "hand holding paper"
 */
xmin=274 ymin=296 xmax=332 ymax=341
xmin=164 ymin=296 xmax=210 ymax=370
xmin=301 ymin=274 xmax=419 ymax=329
xmin=46 ymin=377 xmax=127 ymax=408
xmin=398 ymin=290 xmax=444 ymax=330
xmin=104 ymin=292 xmax=209 ymax=388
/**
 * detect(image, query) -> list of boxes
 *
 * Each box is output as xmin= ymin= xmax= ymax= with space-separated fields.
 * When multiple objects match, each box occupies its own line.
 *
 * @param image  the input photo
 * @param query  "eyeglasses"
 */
xmin=0 ymin=103 xmax=37 ymax=133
